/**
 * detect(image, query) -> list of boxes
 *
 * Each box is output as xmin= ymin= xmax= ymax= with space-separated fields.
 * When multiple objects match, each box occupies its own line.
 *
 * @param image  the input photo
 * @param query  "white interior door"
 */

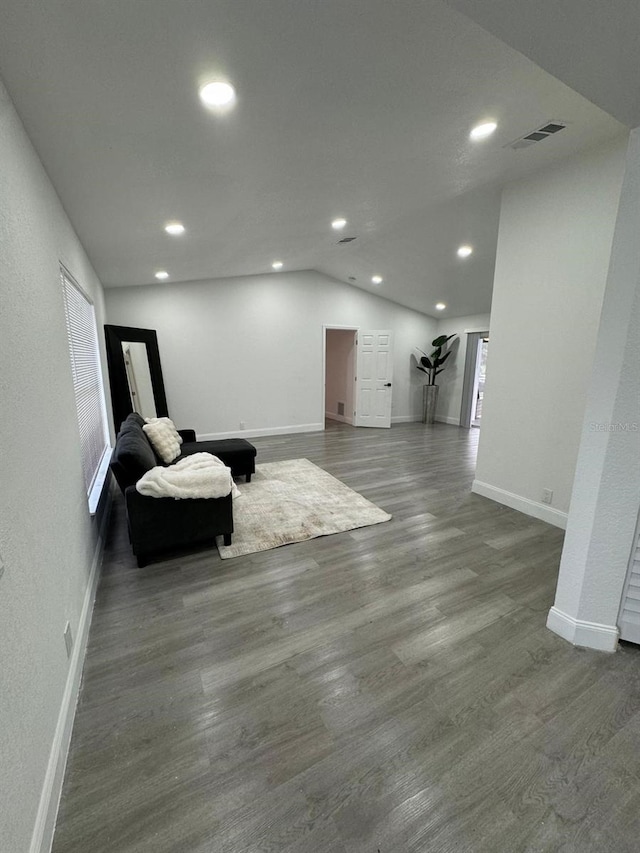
xmin=354 ymin=330 xmax=393 ymax=428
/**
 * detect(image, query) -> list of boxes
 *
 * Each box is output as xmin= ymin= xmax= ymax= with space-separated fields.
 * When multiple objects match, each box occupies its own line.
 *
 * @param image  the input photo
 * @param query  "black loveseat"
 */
xmin=110 ymin=413 xmax=256 ymax=566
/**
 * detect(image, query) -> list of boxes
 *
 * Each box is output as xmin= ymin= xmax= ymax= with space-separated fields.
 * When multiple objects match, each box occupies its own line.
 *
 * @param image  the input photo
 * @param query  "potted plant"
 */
xmin=416 ymin=334 xmax=456 ymax=424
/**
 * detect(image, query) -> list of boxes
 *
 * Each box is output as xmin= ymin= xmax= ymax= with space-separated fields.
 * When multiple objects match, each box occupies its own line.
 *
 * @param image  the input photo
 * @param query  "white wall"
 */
xmin=325 ymin=329 xmax=355 ymax=423
xmin=548 ymin=128 xmax=640 ymax=651
xmin=473 ymin=137 xmax=627 ymax=526
xmin=105 ymin=272 xmax=437 ymax=438
xmin=434 ymin=313 xmax=491 ymax=425
xmin=0 ymin=80 xmax=110 ymax=852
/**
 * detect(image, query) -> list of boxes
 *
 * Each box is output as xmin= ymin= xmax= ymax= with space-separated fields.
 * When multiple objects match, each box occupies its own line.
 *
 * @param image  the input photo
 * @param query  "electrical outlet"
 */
xmin=239 ymin=421 xmax=245 ymax=430
xmin=542 ymin=488 xmax=553 ymax=505
xmin=64 ymin=622 xmax=73 ymax=658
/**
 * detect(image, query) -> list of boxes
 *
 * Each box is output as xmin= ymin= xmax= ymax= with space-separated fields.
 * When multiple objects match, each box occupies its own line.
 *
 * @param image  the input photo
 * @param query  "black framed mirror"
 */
xmin=104 ymin=325 xmax=169 ymax=431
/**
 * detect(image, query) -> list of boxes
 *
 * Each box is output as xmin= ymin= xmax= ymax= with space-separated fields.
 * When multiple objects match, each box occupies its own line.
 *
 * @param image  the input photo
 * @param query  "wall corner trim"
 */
xmin=471 ymin=479 xmax=568 ymax=529
xmin=30 ymin=488 xmax=113 ymax=853
xmin=546 ymin=606 xmax=619 ymax=652
xmin=435 ymin=416 xmax=461 ymax=426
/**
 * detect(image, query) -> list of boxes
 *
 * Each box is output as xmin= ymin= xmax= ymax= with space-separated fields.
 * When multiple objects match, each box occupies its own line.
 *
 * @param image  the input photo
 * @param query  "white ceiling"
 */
xmin=0 ymin=0 xmax=627 ymax=318
xmin=442 ymin=0 xmax=640 ymax=128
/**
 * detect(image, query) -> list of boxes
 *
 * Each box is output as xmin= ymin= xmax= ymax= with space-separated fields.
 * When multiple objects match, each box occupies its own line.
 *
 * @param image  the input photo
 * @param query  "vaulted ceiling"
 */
xmin=0 ymin=0 xmax=629 ymax=317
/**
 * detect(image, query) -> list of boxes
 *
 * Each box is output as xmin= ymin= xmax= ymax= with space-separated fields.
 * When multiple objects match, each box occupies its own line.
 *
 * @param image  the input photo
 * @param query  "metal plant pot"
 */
xmin=422 ymin=384 xmax=439 ymax=425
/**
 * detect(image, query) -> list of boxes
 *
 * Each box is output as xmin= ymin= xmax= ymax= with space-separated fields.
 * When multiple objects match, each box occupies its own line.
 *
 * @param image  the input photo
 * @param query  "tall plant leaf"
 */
xmin=432 ymin=334 xmax=455 ymax=348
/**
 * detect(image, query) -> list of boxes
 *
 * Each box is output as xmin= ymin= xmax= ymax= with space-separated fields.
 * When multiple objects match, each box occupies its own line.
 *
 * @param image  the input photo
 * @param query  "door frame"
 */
xmin=321 ymin=325 xmax=359 ymax=430
xmin=460 ymin=330 xmax=490 ymax=429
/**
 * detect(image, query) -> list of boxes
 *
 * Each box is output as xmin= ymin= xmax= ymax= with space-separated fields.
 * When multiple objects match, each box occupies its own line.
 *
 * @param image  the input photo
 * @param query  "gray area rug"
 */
xmin=216 ymin=458 xmax=391 ymax=559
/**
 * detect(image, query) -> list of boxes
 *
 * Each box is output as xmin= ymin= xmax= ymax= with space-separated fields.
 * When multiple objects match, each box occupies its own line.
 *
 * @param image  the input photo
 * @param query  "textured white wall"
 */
xmin=0 ymin=81 xmax=108 ymax=851
xmin=474 ymin=138 xmax=627 ymax=520
xmin=548 ymin=129 xmax=640 ymax=647
xmin=434 ymin=313 xmax=491 ymax=425
xmin=325 ymin=329 xmax=356 ymax=422
xmin=105 ymin=272 xmax=437 ymax=437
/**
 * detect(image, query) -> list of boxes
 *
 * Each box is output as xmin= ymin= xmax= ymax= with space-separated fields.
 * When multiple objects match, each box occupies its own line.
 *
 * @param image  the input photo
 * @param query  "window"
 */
xmin=61 ymin=267 xmax=110 ymax=512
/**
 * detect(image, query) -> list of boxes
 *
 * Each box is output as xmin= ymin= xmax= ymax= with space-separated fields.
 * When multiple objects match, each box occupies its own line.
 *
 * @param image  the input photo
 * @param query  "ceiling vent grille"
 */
xmin=338 ymin=236 xmax=357 ymax=243
xmin=507 ymin=120 xmax=567 ymax=150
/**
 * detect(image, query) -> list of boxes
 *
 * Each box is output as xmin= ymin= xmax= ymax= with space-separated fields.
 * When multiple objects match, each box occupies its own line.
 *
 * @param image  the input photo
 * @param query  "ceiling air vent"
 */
xmin=507 ymin=120 xmax=567 ymax=150
xmin=338 ymin=236 xmax=357 ymax=243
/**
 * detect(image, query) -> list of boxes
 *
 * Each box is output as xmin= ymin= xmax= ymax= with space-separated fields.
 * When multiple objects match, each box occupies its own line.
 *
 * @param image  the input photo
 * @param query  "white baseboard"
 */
xmin=391 ymin=415 xmax=421 ymax=424
xmin=389 ymin=415 xmax=460 ymax=426
xmin=472 ymin=479 xmax=568 ymax=529
xmin=325 ymin=412 xmax=353 ymax=425
xmin=201 ymin=417 xmax=462 ymax=435
xmin=30 ymin=485 xmax=113 ymax=853
xmin=198 ymin=422 xmax=324 ymax=441
xmin=546 ymin=606 xmax=619 ymax=652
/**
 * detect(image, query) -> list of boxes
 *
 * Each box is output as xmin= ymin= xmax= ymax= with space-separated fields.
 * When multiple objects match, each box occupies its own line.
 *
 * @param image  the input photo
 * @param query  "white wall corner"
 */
xmin=472 ymin=479 xmax=568 ymax=529
xmin=30 ymin=487 xmax=113 ymax=853
xmin=546 ymin=605 xmax=619 ymax=652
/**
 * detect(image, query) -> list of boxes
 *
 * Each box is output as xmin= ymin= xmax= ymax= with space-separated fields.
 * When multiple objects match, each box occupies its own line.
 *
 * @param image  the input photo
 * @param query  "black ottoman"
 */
xmin=179 ymin=438 xmax=257 ymax=481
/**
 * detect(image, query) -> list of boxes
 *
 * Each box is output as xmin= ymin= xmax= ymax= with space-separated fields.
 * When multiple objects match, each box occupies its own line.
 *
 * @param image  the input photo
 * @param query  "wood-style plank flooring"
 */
xmin=53 ymin=422 xmax=640 ymax=852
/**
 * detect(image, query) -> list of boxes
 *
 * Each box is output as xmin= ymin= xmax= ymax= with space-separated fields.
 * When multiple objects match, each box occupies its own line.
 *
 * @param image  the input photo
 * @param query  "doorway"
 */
xmin=324 ymin=327 xmax=357 ymax=425
xmin=471 ymin=336 xmax=489 ymax=427
xmin=460 ymin=331 xmax=490 ymax=429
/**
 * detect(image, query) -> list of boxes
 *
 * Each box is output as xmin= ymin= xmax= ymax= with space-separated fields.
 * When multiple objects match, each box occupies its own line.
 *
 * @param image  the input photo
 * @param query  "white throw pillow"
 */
xmin=144 ymin=416 xmax=183 ymax=445
xmin=143 ymin=420 xmax=181 ymax=464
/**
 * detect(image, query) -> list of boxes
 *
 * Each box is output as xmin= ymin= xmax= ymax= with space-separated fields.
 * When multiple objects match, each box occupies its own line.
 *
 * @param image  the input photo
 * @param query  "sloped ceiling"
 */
xmin=442 ymin=0 xmax=640 ymax=128
xmin=0 ymin=0 xmax=626 ymax=317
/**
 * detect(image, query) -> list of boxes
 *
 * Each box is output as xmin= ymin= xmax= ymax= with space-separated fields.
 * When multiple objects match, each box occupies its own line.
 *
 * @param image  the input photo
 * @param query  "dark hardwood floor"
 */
xmin=53 ymin=422 xmax=640 ymax=853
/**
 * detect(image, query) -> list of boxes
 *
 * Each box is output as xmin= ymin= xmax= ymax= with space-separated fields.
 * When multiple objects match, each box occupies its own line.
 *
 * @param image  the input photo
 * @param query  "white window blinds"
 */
xmin=61 ymin=268 xmax=109 ymax=498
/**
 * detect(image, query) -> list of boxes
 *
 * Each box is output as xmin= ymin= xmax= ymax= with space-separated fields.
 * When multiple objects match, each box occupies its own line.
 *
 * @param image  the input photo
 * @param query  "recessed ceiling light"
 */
xmin=331 ymin=218 xmax=347 ymax=230
xmin=164 ymin=221 xmax=185 ymax=236
xmin=272 ymin=261 xmax=283 ymax=270
xmin=155 ymin=270 xmax=169 ymax=280
xmin=457 ymin=245 xmax=473 ymax=258
xmin=371 ymin=275 xmax=383 ymax=285
xmin=435 ymin=302 xmax=446 ymax=311
xmin=470 ymin=121 xmax=497 ymax=141
xmin=199 ymin=81 xmax=236 ymax=109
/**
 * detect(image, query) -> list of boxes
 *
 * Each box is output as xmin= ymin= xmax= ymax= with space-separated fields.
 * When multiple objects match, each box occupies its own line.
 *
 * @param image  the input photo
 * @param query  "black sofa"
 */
xmin=110 ymin=413 xmax=256 ymax=567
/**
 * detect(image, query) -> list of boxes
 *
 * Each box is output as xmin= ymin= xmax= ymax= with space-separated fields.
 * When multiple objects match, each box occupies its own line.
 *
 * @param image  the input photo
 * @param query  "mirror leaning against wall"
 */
xmin=104 ymin=325 xmax=169 ymax=431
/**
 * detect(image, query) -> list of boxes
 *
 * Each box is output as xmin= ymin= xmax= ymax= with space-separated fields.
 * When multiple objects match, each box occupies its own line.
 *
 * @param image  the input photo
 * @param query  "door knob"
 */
xmin=384 ymin=383 xmax=392 ymax=387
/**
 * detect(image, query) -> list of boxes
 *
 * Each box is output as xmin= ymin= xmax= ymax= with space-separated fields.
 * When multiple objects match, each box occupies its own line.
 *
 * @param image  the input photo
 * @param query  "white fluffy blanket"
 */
xmin=136 ymin=453 xmax=240 ymax=500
